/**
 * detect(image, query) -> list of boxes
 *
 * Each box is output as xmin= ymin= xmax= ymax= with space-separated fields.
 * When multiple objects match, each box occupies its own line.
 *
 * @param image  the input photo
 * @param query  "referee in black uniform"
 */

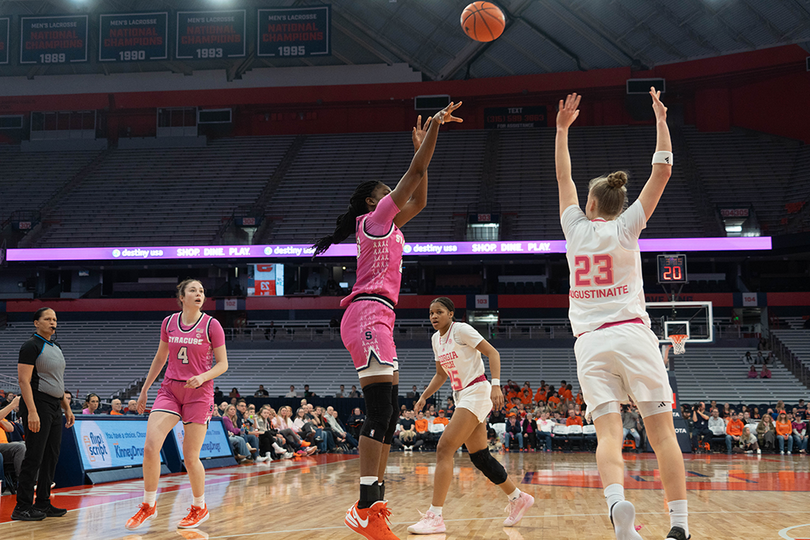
xmin=13 ymin=307 xmax=75 ymax=521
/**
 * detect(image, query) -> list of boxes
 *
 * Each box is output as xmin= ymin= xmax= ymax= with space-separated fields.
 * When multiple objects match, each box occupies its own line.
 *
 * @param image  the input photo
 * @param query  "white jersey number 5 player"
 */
xmin=556 ymin=89 xmax=689 ymax=540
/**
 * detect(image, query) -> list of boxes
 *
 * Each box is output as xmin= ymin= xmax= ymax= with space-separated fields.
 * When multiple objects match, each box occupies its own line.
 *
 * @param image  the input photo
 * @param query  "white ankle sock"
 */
xmin=604 ymin=483 xmax=624 ymax=513
xmin=428 ymin=505 xmax=442 ymax=516
xmin=144 ymin=490 xmax=157 ymax=506
xmin=192 ymin=495 xmax=205 ymax=508
xmin=508 ymin=488 xmax=521 ymax=501
xmin=360 ymin=476 xmax=377 ymax=486
xmin=668 ymin=499 xmax=688 ymax=537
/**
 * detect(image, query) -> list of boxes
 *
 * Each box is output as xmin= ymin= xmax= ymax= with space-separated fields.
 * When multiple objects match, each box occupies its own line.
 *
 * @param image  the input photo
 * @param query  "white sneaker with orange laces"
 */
xmin=178 ymin=504 xmax=209 ymax=529
xmin=126 ymin=502 xmax=157 ymax=530
xmin=407 ymin=510 xmax=446 ymax=534
xmin=503 ymin=492 xmax=535 ymax=527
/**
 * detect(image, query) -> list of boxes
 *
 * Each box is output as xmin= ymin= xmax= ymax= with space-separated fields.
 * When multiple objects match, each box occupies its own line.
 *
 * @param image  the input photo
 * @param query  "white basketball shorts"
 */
xmin=454 ymin=381 xmax=493 ymax=423
xmin=575 ymin=323 xmax=672 ymax=416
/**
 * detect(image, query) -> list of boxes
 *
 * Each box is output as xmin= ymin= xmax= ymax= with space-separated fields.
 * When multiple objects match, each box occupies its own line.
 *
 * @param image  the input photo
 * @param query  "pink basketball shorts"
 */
xmin=341 ymin=300 xmax=398 ymax=377
xmin=152 ymin=379 xmax=215 ymax=424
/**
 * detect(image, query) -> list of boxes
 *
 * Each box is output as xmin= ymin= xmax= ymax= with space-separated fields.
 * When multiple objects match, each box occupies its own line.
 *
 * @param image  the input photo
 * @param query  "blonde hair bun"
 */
xmin=606 ymin=171 xmax=628 ymax=189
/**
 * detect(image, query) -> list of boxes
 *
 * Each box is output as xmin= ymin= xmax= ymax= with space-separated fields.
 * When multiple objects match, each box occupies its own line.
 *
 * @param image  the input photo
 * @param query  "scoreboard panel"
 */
xmin=99 ymin=12 xmax=168 ymax=62
xmin=20 ymin=15 xmax=88 ymax=64
xmin=176 ymin=10 xmax=246 ymax=59
xmin=257 ymin=6 xmax=330 ymax=58
xmin=657 ymin=254 xmax=687 ymax=284
xmin=0 ymin=18 xmax=8 ymax=65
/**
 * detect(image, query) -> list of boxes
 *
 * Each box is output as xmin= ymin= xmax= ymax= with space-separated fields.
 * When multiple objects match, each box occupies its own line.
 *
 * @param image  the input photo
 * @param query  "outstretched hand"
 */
xmin=433 ymin=101 xmax=463 ymax=125
xmin=650 ymin=87 xmax=667 ymax=120
xmin=556 ymin=93 xmax=581 ymax=129
xmin=412 ymin=115 xmax=431 ymax=151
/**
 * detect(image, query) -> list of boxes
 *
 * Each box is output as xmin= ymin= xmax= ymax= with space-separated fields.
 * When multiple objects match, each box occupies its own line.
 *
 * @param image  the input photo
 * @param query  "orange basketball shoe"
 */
xmin=345 ymin=500 xmax=400 ymax=540
xmin=125 ymin=502 xmax=157 ymax=530
xmin=178 ymin=504 xmax=209 ymax=529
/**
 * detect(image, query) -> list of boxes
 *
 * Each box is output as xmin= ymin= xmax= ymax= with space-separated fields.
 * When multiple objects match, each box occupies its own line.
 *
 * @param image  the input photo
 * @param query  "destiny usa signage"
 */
xmin=99 ymin=12 xmax=168 ymax=62
xmin=20 ymin=15 xmax=88 ymax=64
xmin=176 ymin=10 xmax=246 ymax=59
xmin=257 ymin=6 xmax=330 ymax=57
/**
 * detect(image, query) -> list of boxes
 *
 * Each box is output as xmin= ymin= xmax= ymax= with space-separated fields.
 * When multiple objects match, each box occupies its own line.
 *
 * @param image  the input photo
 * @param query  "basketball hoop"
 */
xmin=668 ymin=334 xmax=688 ymax=355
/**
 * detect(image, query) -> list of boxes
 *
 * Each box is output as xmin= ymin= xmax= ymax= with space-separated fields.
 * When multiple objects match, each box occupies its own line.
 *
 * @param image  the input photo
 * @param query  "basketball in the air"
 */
xmin=461 ymin=2 xmax=506 ymax=42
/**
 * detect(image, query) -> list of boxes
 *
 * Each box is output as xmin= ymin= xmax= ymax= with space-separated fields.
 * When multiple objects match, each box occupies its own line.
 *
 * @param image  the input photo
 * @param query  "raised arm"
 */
xmin=555 ymin=93 xmax=581 ymax=217
xmin=637 ymin=87 xmax=672 ymax=220
xmin=389 ymin=102 xmax=462 ymax=213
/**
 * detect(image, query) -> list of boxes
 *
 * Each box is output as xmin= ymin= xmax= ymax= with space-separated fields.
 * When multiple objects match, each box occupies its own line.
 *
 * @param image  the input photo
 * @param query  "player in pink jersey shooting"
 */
xmin=407 ymin=297 xmax=534 ymax=535
xmin=126 ymin=279 xmax=228 ymax=531
xmin=313 ymin=102 xmax=462 ymax=540
xmin=556 ymin=89 xmax=689 ymax=540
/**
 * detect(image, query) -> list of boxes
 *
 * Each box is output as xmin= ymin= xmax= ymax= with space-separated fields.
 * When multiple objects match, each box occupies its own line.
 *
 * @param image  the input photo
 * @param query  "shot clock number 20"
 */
xmin=657 ymin=254 xmax=687 ymax=284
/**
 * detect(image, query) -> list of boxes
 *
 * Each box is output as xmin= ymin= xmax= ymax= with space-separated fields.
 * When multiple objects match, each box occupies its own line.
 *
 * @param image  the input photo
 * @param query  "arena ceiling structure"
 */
xmin=0 ymin=0 xmax=809 ymax=81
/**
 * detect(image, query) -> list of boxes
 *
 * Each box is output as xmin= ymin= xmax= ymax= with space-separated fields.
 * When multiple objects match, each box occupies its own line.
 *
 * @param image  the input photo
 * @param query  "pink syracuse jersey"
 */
xmin=341 ymin=194 xmax=405 ymax=307
xmin=161 ymin=313 xmax=225 ymax=381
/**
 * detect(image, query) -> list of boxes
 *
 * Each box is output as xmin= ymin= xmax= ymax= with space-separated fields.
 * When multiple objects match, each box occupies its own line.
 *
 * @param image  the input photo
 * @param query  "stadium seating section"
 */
xmin=2 ymin=125 xmax=807 ymax=245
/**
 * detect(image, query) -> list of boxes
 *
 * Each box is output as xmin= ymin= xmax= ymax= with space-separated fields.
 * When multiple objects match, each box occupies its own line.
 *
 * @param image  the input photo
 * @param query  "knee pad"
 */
xmin=469 ymin=449 xmax=508 ymax=485
xmin=360 ymin=382 xmax=394 ymax=443
xmin=383 ymin=385 xmax=399 ymax=445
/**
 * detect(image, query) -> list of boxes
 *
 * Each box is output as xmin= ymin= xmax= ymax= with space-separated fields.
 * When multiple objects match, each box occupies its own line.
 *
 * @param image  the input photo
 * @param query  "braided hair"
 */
xmin=312 ymin=180 xmax=384 ymax=257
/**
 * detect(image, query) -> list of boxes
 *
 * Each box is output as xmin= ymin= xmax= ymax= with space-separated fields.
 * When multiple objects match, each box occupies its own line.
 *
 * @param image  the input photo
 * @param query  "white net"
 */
xmin=668 ymin=334 xmax=688 ymax=355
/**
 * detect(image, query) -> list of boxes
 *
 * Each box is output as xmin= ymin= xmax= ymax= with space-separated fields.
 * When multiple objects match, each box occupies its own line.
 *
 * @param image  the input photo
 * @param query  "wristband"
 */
xmin=652 ymin=151 xmax=673 ymax=166
xmin=491 ymin=378 xmax=500 ymax=387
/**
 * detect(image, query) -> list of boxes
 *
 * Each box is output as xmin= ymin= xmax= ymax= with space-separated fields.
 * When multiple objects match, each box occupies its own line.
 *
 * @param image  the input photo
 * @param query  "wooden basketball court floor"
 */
xmin=3 ymin=451 xmax=810 ymax=540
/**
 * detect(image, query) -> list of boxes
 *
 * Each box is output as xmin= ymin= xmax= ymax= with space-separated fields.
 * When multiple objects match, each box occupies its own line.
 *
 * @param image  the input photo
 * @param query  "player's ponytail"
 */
xmin=312 ymin=180 xmax=383 ymax=257
xmin=588 ymin=171 xmax=628 ymax=219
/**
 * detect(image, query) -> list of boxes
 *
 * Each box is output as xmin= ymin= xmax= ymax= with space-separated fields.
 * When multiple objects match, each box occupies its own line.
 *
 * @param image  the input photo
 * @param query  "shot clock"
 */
xmin=657 ymin=254 xmax=687 ymax=284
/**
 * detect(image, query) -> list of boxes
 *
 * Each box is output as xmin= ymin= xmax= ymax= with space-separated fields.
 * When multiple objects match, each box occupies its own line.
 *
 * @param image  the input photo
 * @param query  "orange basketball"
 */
xmin=460 ymin=2 xmax=506 ymax=42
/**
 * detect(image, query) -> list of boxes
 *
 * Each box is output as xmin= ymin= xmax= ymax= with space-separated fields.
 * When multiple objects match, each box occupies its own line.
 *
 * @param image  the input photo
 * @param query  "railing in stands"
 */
xmin=771 ymin=334 xmax=810 ymax=389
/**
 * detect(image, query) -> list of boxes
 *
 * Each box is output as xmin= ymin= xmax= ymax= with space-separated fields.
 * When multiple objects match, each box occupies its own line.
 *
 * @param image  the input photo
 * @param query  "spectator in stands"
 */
xmin=522 ymin=412 xmax=538 ymax=451
xmin=537 ymin=411 xmax=555 ymax=452
xmin=760 ymin=365 xmax=772 ymax=378
xmin=395 ymin=410 xmax=420 ymax=451
xmin=82 ymin=393 xmax=100 ymax=415
xmin=519 ymin=388 xmax=533 ymax=407
xmin=229 ymin=388 xmax=240 ymax=399
xmin=534 ymin=386 xmax=547 ymax=405
xmin=303 ymin=385 xmax=316 ymax=398
xmin=346 ymin=407 xmax=365 ymax=440
xmin=547 ymin=389 xmax=562 ymax=413
xmin=756 ymin=351 xmax=764 ymax=365
xmin=767 ymin=352 xmax=776 ymax=365
xmin=503 ymin=414 xmax=523 ymax=451
xmin=310 ymin=407 xmax=336 ymax=453
xmin=797 ymin=399 xmax=807 ymax=419
xmin=747 ymin=365 xmax=758 ymax=378
xmin=407 ymin=385 xmax=420 ymax=399
xmin=708 ymin=408 xmax=726 ymax=439
xmin=773 ymin=402 xmax=786 ymax=419
xmin=413 ymin=411 xmax=430 ymax=449
xmin=621 ymin=405 xmax=641 ymax=452
xmin=14 ymin=307 xmax=74 ymax=521
xmin=109 ymin=399 xmax=123 ymax=415
xmin=284 ymin=386 xmax=297 ymax=398
xmin=756 ymin=414 xmax=775 ymax=451
xmin=255 ymin=406 xmax=292 ymax=461
xmin=737 ymin=425 xmax=760 ymax=454
xmin=274 ymin=406 xmax=312 ymax=455
xmin=335 ymin=385 xmax=346 ymax=398
xmin=254 ymin=385 xmax=269 ymax=398
xmin=324 ymin=406 xmax=358 ymax=450
xmin=126 ymin=400 xmax=140 ymax=415
xmin=427 ymin=409 xmax=449 ymax=446
xmin=720 ymin=403 xmax=731 ymax=418
xmin=744 ymin=352 xmax=754 ymax=365
xmin=348 ymin=385 xmax=361 ymax=398
xmin=775 ymin=411 xmax=793 ymax=454
xmin=725 ymin=412 xmax=745 ymax=454
xmin=691 ymin=402 xmax=712 ymax=452
xmin=792 ymin=414 xmax=808 ymax=454
xmin=444 ymin=397 xmax=455 ymax=417
xmin=566 ymin=409 xmax=583 ymax=427
xmin=222 ymin=405 xmax=250 ymax=461
xmin=0 ymin=396 xmax=26 ymax=495
xmin=214 ymin=387 xmax=224 ymax=404
xmin=742 ymin=411 xmax=756 ymax=425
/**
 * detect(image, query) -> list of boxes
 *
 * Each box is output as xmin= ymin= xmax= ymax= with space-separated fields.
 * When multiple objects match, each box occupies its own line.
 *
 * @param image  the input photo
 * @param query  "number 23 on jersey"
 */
xmin=574 ymin=254 xmax=614 ymax=286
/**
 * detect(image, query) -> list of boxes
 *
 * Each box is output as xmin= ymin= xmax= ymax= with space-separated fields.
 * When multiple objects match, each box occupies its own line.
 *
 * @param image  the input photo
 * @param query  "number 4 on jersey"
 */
xmin=178 ymin=346 xmax=189 ymax=364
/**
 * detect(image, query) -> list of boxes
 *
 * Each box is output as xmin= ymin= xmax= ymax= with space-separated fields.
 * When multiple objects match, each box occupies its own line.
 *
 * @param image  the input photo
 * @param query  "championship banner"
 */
xmin=257 ymin=6 xmax=330 ymax=58
xmin=20 ymin=15 xmax=88 ymax=64
xmin=99 ymin=12 xmax=168 ymax=62
xmin=0 ymin=18 xmax=9 ymax=65
xmin=172 ymin=419 xmax=232 ymax=460
xmin=176 ymin=10 xmax=245 ymax=59
xmin=484 ymin=106 xmax=547 ymax=129
xmin=74 ymin=418 xmax=156 ymax=470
